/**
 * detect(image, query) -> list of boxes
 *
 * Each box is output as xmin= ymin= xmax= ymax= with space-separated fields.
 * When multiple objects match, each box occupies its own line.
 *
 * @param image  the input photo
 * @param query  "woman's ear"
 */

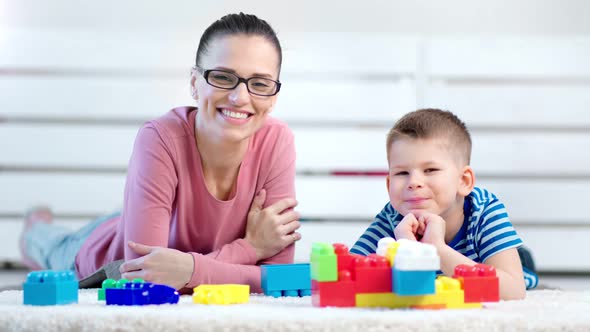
xmin=190 ymin=67 xmax=199 ymax=100
xmin=267 ymin=93 xmax=280 ymax=113
xmin=458 ymin=165 xmax=476 ymax=197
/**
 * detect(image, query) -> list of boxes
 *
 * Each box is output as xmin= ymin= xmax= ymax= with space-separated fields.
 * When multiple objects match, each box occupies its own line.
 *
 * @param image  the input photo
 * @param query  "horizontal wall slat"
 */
xmin=0 ymin=77 xmax=415 ymax=124
xmin=1 ymin=29 xmax=418 ymax=75
xmin=0 ymin=77 xmax=192 ymax=120
xmin=298 ymin=177 xmax=590 ymax=224
xmin=296 ymin=222 xmax=590 ymax=272
xmin=426 ymin=85 xmax=590 ymax=127
xmin=427 ymin=38 xmax=590 ymax=77
xmin=3 ymin=125 xmax=590 ymax=174
xmin=2 ymin=173 xmax=589 ymax=224
xmin=0 ymin=174 xmax=125 ymax=215
xmin=2 ymin=218 xmax=586 ymax=272
xmin=0 ymin=219 xmax=90 ymax=262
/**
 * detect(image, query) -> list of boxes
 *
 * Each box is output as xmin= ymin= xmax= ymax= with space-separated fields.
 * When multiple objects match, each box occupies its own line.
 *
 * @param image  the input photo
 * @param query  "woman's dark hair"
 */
xmin=195 ymin=13 xmax=282 ymax=74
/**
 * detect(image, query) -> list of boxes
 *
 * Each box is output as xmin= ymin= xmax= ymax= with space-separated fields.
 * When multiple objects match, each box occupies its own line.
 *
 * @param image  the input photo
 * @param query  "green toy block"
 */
xmin=310 ymin=242 xmax=338 ymax=282
xmin=98 ymin=278 xmax=144 ymax=301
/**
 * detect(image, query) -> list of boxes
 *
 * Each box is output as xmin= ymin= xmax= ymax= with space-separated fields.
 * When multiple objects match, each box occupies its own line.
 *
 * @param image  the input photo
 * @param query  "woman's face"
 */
xmin=191 ymin=34 xmax=280 ymax=144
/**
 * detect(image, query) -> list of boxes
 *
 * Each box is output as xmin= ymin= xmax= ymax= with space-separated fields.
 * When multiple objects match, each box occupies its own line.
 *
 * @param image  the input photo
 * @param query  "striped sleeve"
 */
xmin=523 ymin=267 xmax=539 ymax=289
xmin=475 ymin=198 xmax=523 ymax=263
xmin=350 ymin=203 xmax=396 ymax=256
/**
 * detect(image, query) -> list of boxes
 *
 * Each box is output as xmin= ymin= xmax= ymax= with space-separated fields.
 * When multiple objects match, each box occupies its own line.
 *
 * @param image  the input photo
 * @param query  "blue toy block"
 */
xmin=393 ymin=269 xmax=436 ymax=296
xmin=106 ymin=282 xmax=179 ymax=305
xmin=23 ymin=270 xmax=78 ymax=306
xmin=145 ymin=284 xmax=180 ymax=304
xmin=261 ymin=263 xmax=311 ymax=297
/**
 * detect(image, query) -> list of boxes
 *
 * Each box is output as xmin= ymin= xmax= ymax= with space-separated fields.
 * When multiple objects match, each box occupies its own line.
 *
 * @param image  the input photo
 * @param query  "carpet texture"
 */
xmin=1 ymin=289 xmax=589 ymax=331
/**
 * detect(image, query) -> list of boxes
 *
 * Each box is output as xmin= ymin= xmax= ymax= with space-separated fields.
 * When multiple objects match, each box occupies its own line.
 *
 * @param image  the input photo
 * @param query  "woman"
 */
xmin=20 ymin=13 xmax=301 ymax=293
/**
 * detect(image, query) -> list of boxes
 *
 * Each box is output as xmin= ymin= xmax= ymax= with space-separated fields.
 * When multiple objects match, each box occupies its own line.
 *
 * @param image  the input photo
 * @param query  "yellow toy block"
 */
xmin=192 ymin=284 xmax=249 ymax=305
xmin=385 ymin=242 xmax=401 ymax=267
xmin=436 ymin=277 xmax=482 ymax=309
xmin=356 ymin=277 xmax=481 ymax=309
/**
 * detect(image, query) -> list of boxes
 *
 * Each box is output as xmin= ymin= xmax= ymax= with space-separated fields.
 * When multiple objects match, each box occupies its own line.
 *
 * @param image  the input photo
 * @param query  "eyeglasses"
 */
xmin=198 ymin=68 xmax=281 ymax=97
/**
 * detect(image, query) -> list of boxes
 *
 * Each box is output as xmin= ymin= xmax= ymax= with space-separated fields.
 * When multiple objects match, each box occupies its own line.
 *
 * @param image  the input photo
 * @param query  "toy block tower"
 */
xmin=392 ymin=240 xmax=440 ymax=296
xmin=311 ymin=242 xmax=356 ymax=307
xmin=23 ymin=270 xmax=78 ymax=306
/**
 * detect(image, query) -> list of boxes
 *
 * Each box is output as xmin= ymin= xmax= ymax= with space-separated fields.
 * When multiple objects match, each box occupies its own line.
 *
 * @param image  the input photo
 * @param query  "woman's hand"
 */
xmin=245 ymin=189 xmax=301 ymax=261
xmin=119 ymin=241 xmax=194 ymax=290
xmin=394 ymin=213 xmax=426 ymax=241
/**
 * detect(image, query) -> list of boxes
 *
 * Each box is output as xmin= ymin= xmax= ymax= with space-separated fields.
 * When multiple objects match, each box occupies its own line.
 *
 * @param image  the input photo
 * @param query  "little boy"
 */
xmin=351 ymin=109 xmax=538 ymax=300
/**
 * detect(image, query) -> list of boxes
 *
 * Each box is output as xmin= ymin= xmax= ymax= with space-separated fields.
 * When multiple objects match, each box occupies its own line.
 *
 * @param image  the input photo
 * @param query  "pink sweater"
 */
xmin=75 ymin=107 xmax=296 ymax=293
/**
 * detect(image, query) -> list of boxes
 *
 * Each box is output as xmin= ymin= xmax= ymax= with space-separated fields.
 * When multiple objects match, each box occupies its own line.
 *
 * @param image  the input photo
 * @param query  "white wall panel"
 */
xmin=0 ymin=77 xmax=192 ymax=120
xmin=0 ymin=219 xmax=89 ymax=262
xmin=0 ymin=77 xmax=414 ymax=123
xmin=3 ymin=125 xmax=590 ymax=175
xmin=3 ymin=218 xmax=587 ymax=272
xmin=426 ymin=85 xmax=590 ymax=127
xmin=427 ymin=38 xmax=590 ymax=77
xmin=3 ymin=173 xmax=590 ymax=226
xmin=0 ymin=29 xmax=418 ymax=75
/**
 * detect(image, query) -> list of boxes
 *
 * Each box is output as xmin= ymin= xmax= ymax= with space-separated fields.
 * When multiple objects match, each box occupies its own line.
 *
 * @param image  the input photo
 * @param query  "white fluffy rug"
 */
xmin=1 ymin=289 xmax=589 ymax=331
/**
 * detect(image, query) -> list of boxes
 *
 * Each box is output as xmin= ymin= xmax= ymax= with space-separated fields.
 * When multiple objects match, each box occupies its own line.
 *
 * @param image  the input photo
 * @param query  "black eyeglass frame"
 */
xmin=198 ymin=68 xmax=282 ymax=97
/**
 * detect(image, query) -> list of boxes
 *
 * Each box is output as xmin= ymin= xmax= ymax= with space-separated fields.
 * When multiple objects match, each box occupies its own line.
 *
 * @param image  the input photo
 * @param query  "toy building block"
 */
xmin=261 ymin=263 xmax=311 ymax=297
xmin=356 ymin=277 xmax=481 ymax=309
xmin=23 ymin=270 xmax=78 ymax=306
xmin=435 ymin=276 xmax=481 ymax=309
xmin=376 ymin=237 xmax=401 ymax=267
xmin=411 ymin=303 xmax=446 ymax=310
xmin=333 ymin=243 xmax=357 ymax=273
xmin=312 ymin=270 xmax=355 ymax=307
xmin=393 ymin=241 xmax=439 ymax=296
xmin=310 ymin=242 xmax=338 ymax=282
xmin=193 ymin=284 xmax=249 ymax=304
xmin=453 ymin=264 xmax=499 ymax=303
xmin=353 ymin=254 xmax=392 ymax=293
xmin=106 ymin=282 xmax=179 ymax=305
xmin=98 ymin=278 xmax=144 ymax=301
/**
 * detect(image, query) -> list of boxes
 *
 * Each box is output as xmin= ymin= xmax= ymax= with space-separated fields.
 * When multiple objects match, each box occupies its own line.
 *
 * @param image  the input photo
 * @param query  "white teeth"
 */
xmin=221 ymin=109 xmax=248 ymax=119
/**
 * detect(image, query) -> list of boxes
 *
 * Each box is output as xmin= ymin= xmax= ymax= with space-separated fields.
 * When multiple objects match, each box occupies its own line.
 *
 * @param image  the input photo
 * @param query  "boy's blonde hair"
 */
xmin=386 ymin=108 xmax=472 ymax=165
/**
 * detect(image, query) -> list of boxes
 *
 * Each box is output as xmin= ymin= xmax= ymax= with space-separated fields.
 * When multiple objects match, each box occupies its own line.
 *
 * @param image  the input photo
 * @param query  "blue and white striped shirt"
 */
xmin=350 ymin=186 xmax=538 ymax=289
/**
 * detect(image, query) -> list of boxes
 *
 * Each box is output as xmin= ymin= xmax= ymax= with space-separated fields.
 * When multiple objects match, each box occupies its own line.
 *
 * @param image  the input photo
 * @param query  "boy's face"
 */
xmin=386 ymin=137 xmax=473 ymax=221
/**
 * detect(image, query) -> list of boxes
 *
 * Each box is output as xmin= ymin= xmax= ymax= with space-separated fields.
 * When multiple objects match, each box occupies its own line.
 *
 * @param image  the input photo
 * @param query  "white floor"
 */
xmin=1 ymin=269 xmax=589 ymax=291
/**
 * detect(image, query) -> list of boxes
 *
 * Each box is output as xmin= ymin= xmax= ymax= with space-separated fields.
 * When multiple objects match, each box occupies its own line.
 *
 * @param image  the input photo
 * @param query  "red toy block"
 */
xmin=352 ymin=254 xmax=392 ymax=293
xmin=311 ymin=270 xmax=355 ymax=307
xmin=453 ymin=264 xmax=499 ymax=303
xmin=333 ymin=243 xmax=358 ymax=273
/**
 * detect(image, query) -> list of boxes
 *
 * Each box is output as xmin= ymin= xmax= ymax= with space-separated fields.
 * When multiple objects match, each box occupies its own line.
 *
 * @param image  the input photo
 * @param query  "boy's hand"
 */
xmin=394 ymin=213 xmax=426 ymax=241
xmin=413 ymin=212 xmax=446 ymax=248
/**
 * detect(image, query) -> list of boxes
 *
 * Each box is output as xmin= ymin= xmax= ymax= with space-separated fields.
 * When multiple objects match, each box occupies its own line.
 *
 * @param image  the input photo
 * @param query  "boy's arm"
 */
xmin=418 ymin=200 xmax=526 ymax=300
xmin=350 ymin=202 xmax=397 ymax=255
xmin=436 ymin=244 xmax=526 ymax=300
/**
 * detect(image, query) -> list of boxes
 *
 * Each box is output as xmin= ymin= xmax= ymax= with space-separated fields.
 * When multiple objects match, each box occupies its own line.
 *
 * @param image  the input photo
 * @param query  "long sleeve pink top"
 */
xmin=75 ymin=107 xmax=296 ymax=293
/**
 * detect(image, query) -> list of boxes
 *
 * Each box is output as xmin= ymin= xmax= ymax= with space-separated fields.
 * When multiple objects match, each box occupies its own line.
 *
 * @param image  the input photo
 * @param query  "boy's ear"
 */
xmin=386 ymin=174 xmax=391 ymax=192
xmin=458 ymin=165 xmax=476 ymax=196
